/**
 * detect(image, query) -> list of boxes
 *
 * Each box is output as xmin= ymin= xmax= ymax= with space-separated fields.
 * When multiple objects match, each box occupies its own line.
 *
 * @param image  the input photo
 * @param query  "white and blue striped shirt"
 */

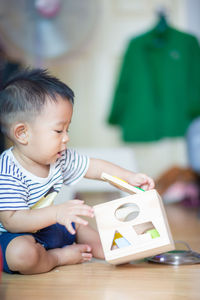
xmin=0 ymin=148 xmax=89 ymax=232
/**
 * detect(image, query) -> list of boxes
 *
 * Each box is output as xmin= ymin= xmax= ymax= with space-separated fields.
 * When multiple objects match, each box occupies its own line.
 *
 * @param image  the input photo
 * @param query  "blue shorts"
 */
xmin=0 ymin=223 xmax=76 ymax=274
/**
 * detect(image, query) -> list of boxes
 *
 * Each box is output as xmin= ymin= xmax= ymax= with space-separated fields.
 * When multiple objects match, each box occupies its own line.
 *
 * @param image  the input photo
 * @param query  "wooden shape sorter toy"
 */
xmin=93 ymin=173 xmax=175 ymax=265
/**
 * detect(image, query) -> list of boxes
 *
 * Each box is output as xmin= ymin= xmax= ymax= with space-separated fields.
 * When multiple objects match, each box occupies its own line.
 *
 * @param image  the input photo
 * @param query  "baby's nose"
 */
xmin=62 ymin=133 xmax=69 ymax=143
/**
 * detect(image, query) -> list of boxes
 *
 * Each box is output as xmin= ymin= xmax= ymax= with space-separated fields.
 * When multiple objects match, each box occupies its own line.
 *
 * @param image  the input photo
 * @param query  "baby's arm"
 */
xmin=85 ymin=158 xmax=154 ymax=190
xmin=0 ymin=200 xmax=94 ymax=234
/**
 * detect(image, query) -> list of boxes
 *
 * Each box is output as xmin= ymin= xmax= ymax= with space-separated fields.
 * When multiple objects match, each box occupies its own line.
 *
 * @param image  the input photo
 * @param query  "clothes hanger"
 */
xmin=155 ymin=12 xmax=168 ymax=33
xmin=154 ymin=5 xmax=169 ymax=34
xmin=152 ymin=6 xmax=169 ymax=47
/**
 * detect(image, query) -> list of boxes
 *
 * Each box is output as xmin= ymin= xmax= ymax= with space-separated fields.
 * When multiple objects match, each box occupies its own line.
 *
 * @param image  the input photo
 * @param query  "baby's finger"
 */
xmin=140 ymin=179 xmax=155 ymax=190
xmin=73 ymin=206 xmax=94 ymax=218
xmin=72 ymin=199 xmax=85 ymax=204
xmin=82 ymin=253 xmax=93 ymax=261
xmin=65 ymin=222 xmax=76 ymax=235
xmin=69 ymin=202 xmax=94 ymax=213
xmin=71 ymin=215 xmax=89 ymax=226
xmin=140 ymin=183 xmax=149 ymax=190
xmin=78 ymin=204 xmax=94 ymax=213
xmin=149 ymin=178 xmax=155 ymax=189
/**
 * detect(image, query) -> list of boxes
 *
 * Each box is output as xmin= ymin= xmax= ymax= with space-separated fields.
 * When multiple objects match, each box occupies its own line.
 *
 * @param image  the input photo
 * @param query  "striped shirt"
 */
xmin=0 ymin=148 xmax=89 ymax=232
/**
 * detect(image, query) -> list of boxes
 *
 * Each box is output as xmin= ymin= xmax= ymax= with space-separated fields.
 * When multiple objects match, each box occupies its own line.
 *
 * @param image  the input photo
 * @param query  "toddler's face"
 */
xmin=26 ymin=95 xmax=73 ymax=166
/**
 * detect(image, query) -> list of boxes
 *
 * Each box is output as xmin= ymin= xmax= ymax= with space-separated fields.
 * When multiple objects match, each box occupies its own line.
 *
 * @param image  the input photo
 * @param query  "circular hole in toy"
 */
xmin=115 ymin=203 xmax=140 ymax=222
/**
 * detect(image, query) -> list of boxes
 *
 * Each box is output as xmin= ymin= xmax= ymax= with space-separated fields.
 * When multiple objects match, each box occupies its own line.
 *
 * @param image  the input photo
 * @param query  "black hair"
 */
xmin=0 ymin=68 xmax=74 ymax=135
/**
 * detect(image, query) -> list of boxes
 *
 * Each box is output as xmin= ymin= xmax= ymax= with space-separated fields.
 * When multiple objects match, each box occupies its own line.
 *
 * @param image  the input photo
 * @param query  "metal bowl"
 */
xmin=147 ymin=241 xmax=200 ymax=265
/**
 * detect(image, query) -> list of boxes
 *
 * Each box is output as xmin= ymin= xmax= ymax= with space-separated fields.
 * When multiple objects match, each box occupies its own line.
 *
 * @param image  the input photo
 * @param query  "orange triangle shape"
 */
xmin=111 ymin=231 xmax=131 ymax=250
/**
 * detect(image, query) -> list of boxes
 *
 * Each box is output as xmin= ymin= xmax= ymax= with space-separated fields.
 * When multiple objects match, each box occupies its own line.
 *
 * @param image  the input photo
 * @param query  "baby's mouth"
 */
xmin=57 ymin=150 xmax=65 ymax=157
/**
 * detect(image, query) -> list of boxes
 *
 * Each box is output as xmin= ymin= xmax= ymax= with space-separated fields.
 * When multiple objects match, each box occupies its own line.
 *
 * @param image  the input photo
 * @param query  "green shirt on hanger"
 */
xmin=108 ymin=26 xmax=200 ymax=142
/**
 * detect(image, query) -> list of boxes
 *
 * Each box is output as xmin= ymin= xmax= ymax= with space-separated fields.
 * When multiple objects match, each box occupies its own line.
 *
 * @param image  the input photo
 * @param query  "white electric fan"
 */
xmin=0 ymin=0 xmax=100 ymax=62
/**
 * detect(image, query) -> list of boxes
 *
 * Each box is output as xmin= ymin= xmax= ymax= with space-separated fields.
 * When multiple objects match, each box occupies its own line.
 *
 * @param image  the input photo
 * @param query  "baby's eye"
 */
xmin=55 ymin=130 xmax=63 ymax=133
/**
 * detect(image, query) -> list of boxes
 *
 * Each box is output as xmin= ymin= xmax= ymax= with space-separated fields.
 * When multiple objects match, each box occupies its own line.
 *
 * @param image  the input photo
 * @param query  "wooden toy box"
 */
xmin=94 ymin=188 xmax=175 ymax=265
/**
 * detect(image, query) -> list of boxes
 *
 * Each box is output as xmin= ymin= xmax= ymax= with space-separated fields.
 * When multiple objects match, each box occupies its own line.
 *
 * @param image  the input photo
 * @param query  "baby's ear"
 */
xmin=13 ymin=123 xmax=28 ymax=144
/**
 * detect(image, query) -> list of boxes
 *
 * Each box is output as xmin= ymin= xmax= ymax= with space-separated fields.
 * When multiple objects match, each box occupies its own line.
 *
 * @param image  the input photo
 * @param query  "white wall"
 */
xmin=3 ymin=0 xmax=200 ymax=179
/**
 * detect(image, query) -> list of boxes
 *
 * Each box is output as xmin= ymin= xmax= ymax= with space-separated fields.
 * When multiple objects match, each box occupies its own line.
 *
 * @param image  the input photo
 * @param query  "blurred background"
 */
xmin=0 ymin=0 xmax=200 ymax=203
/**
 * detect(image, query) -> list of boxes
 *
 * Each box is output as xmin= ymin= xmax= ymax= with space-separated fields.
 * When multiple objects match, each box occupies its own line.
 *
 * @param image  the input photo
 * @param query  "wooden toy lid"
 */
xmin=101 ymin=172 xmax=145 ymax=194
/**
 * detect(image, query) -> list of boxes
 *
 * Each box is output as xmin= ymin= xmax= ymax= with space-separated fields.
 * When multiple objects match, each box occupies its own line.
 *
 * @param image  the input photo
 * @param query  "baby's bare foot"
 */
xmin=52 ymin=244 xmax=93 ymax=266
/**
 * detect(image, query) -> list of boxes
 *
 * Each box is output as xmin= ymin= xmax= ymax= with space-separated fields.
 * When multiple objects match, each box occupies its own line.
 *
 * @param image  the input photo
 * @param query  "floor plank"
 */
xmin=1 ymin=193 xmax=200 ymax=300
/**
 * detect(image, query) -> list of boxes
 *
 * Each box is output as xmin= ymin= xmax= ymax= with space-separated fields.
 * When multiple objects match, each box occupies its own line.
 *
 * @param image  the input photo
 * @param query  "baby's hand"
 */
xmin=55 ymin=200 xmax=94 ymax=234
xmin=128 ymin=173 xmax=155 ymax=191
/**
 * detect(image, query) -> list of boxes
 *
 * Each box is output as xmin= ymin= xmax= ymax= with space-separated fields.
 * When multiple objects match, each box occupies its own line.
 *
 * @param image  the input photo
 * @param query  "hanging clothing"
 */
xmin=108 ymin=26 xmax=200 ymax=142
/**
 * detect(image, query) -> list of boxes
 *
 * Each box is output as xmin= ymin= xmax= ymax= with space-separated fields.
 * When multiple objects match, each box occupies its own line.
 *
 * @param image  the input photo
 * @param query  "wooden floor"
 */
xmin=1 ymin=192 xmax=200 ymax=300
